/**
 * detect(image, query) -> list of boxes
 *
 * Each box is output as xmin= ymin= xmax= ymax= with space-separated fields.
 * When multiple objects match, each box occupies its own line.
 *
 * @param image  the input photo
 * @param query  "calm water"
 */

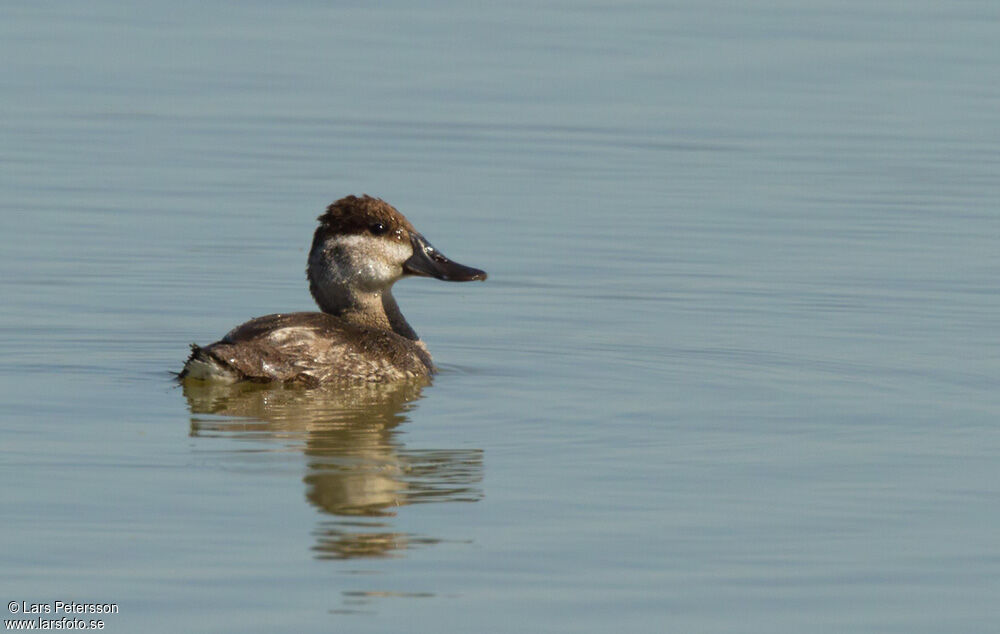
xmin=2 ymin=1 xmax=999 ymax=632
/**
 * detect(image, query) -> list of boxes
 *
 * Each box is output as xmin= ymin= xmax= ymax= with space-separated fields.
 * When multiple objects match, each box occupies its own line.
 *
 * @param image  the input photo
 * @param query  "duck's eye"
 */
xmin=369 ymin=223 xmax=388 ymax=236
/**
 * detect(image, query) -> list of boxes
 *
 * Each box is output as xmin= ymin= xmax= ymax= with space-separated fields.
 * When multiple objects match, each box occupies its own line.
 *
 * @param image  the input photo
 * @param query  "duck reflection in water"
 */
xmin=184 ymin=378 xmax=483 ymax=560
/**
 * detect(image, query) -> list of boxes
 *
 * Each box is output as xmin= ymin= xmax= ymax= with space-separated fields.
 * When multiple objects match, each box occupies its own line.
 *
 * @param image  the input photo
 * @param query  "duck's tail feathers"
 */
xmin=178 ymin=344 xmax=239 ymax=382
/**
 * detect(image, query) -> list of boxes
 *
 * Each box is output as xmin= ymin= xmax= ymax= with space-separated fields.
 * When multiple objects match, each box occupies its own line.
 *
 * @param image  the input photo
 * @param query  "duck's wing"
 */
xmin=219 ymin=312 xmax=346 ymax=345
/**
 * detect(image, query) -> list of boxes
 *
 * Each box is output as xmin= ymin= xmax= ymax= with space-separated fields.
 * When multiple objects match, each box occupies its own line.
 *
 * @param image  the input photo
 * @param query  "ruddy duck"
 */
xmin=180 ymin=195 xmax=486 ymax=384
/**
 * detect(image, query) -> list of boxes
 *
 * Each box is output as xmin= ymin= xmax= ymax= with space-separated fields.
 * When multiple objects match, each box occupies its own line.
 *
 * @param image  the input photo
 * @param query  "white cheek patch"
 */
xmin=326 ymin=234 xmax=412 ymax=287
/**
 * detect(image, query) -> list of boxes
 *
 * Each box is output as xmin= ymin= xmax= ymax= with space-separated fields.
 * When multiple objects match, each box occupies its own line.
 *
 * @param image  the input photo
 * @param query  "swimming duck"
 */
xmin=180 ymin=195 xmax=486 ymax=384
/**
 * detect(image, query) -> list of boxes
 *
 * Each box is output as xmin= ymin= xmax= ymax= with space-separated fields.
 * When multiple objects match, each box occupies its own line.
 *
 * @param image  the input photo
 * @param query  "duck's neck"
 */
xmin=312 ymin=284 xmax=419 ymax=341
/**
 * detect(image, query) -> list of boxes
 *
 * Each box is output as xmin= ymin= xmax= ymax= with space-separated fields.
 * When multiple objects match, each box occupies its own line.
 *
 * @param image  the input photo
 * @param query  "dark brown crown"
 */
xmin=316 ymin=195 xmax=415 ymax=236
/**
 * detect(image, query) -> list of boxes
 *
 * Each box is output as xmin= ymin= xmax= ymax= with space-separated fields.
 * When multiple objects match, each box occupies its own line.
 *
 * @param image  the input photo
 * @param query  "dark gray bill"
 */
xmin=403 ymin=233 xmax=487 ymax=281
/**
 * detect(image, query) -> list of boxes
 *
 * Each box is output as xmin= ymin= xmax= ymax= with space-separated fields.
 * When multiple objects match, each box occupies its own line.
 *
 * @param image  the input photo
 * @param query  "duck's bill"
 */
xmin=404 ymin=233 xmax=487 ymax=282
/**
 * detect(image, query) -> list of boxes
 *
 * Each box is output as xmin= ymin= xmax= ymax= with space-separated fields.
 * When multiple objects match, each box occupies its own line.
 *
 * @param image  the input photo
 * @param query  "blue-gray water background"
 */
xmin=2 ymin=2 xmax=998 ymax=632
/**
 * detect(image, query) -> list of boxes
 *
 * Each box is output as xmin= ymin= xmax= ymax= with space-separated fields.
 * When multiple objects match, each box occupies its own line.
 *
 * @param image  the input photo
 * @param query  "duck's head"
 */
xmin=308 ymin=195 xmax=487 ymax=314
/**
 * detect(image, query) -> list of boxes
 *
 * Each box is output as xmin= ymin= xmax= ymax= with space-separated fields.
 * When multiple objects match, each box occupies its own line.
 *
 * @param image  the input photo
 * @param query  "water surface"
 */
xmin=2 ymin=1 xmax=998 ymax=632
